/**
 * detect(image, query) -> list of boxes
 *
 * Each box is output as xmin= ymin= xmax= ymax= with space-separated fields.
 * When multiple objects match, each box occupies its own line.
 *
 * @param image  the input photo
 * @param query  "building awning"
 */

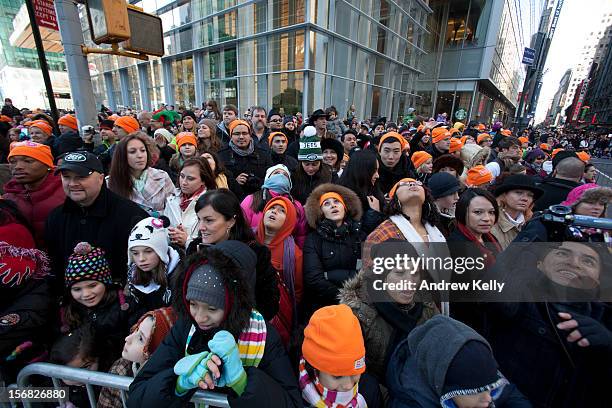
xmin=9 ymin=3 xmax=63 ymax=53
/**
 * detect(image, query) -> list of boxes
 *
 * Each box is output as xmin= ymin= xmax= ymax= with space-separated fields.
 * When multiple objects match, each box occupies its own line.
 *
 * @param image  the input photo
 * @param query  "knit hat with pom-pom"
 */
xmin=65 ymin=242 xmax=113 ymax=288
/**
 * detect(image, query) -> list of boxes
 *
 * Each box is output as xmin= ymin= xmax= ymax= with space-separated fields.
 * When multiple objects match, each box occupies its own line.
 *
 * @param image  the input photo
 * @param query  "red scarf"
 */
xmin=456 ymin=223 xmax=502 ymax=269
xmin=179 ymin=186 xmax=205 ymax=212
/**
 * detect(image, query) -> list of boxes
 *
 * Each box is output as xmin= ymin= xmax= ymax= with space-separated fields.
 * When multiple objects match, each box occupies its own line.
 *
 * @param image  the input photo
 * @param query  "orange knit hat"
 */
xmin=114 ymin=116 xmax=140 ymax=133
xmin=466 ymin=165 xmax=493 ymax=187
xmin=518 ymin=136 xmax=529 ymax=145
xmin=8 ymin=141 xmax=54 ymax=168
xmin=228 ymin=119 xmax=251 ymax=135
xmin=176 ymin=132 xmax=198 ymax=149
xmin=0 ymin=115 xmax=11 ymax=122
xmin=302 ymin=304 xmax=366 ymax=376
xmin=576 ymin=151 xmax=591 ymax=163
xmin=432 ymin=127 xmax=451 ymax=144
xmin=58 ymin=114 xmax=78 ymax=131
xmin=389 ymin=177 xmax=418 ymax=199
xmin=449 ymin=138 xmax=464 ymax=153
xmin=28 ymin=120 xmax=53 ymax=135
xmin=539 ymin=143 xmax=551 ymax=152
xmin=477 ymin=123 xmax=486 ymax=131
xmin=319 ymin=192 xmax=346 ymax=208
xmin=501 ymin=129 xmax=512 ymax=136
xmin=130 ymin=307 xmax=177 ymax=357
xmin=268 ymin=131 xmax=288 ymax=146
xmin=449 ymin=128 xmax=461 ymax=136
xmin=551 ymin=148 xmax=564 ymax=158
xmin=379 ymin=131 xmax=408 ymax=151
xmin=411 ymin=151 xmax=432 ymax=169
xmin=477 ymin=133 xmax=491 ymax=144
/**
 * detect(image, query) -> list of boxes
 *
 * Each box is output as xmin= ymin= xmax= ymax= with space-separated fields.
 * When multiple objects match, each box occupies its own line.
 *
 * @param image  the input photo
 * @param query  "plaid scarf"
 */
xmin=298 ymin=358 xmax=367 ymax=408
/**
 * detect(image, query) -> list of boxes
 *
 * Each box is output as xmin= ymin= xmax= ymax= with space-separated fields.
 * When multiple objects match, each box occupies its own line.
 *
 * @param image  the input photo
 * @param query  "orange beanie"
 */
xmin=114 ymin=116 xmax=140 ymax=133
xmin=432 ymin=127 xmax=451 ymax=144
xmin=539 ymin=143 xmax=551 ymax=152
xmin=518 ymin=136 xmax=529 ymax=145
xmin=449 ymin=138 xmax=464 ymax=153
xmin=28 ymin=120 xmax=53 ymax=135
xmin=477 ymin=124 xmax=486 ymax=131
xmin=466 ymin=165 xmax=493 ymax=187
xmin=501 ymin=129 xmax=512 ymax=136
xmin=477 ymin=133 xmax=491 ymax=144
xmin=268 ymin=131 xmax=288 ymax=146
xmin=319 ymin=192 xmax=346 ymax=208
xmin=58 ymin=114 xmax=78 ymax=131
xmin=389 ymin=177 xmax=418 ymax=199
xmin=302 ymin=304 xmax=365 ymax=376
xmin=551 ymin=148 xmax=564 ymax=158
xmin=228 ymin=119 xmax=251 ymax=135
xmin=449 ymin=128 xmax=461 ymax=136
xmin=176 ymin=132 xmax=198 ymax=149
xmin=379 ymin=131 xmax=408 ymax=151
xmin=411 ymin=151 xmax=432 ymax=169
xmin=8 ymin=141 xmax=54 ymax=168
xmin=0 ymin=115 xmax=12 ymax=122
xmin=576 ymin=151 xmax=591 ymax=163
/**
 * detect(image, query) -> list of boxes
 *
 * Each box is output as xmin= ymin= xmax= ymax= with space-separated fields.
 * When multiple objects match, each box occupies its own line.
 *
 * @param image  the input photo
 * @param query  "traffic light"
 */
xmin=85 ymin=0 xmax=130 ymax=44
xmin=121 ymin=7 xmax=163 ymax=57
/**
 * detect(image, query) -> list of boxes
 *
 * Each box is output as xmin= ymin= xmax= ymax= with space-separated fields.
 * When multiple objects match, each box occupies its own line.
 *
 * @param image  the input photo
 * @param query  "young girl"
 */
xmin=411 ymin=151 xmax=433 ymax=184
xmin=61 ymin=242 xmax=133 ymax=371
xmin=169 ymin=132 xmax=198 ymax=178
xmin=127 ymin=217 xmax=182 ymax=312
xmin=300 ymin=304 xmax=382 ymax=407
xmin=256 ymin=196 xmax=303 ymax=346
xmin=128 ymin=241 xmax=301 ymax=407
xmin=50 ymin=324 xmax=102 ymax=408
xmin=98 ymin=307 xmax=178 ymax=408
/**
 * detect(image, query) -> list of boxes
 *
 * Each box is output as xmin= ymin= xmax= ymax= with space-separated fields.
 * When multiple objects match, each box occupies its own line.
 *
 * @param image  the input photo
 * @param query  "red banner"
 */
xmin=33 ymin=0 xmax=58 ymax=31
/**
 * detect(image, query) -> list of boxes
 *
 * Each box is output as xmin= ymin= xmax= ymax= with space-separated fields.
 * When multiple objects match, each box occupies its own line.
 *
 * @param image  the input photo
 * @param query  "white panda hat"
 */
xmin=128 ymin=217 xmax=171 ymax=265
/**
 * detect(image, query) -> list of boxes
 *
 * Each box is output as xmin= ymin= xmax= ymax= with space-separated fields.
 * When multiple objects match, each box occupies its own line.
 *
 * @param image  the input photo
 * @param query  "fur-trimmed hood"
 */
xmin=305 ymin=183 xmax=363 ymax=229
xmin=338 ymin=270 xmax=369 ymax=310
xmin=460 ymin=144 xmax=491 ymax=169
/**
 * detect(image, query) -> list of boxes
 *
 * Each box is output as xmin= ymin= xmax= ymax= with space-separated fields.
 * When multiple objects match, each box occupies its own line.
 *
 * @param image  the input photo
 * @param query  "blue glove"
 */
xmin=208 ymin=330 xmax=247 ymax=395
xmin=173 ymin=351 xmax=212 ymax=396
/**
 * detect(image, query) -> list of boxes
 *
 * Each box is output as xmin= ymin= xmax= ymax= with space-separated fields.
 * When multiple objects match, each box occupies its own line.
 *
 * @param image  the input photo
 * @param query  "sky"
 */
xmin=534 ymin=0 xmax=611 ymax=124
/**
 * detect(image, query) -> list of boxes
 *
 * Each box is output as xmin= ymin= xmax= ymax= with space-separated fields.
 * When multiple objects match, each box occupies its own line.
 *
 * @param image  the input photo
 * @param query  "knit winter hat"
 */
xmin=8 ymin=141 xmax=54 ymax=168
xmin=0 ymin=235 xmax=50 ymax=290
xmin=432 ymin=127 xmax=451 ymax=144
xmin=449 ymin=138 xmax=464 ymax=153
xmin=130 ymin=306 xmax=178 ymax=356
xmin=58 ymin=114 xmax=78 ymax=131
xmin=576 ymin=151 xmax=591 ymax=163
xmin=411 ymin=151 xmax=432 ymax=169
xmin=551 ymin=148 xmax=564 ymax=158
xmin=115 ymin=116 xmax=140 ymax=133
xmin=453 ymin=122 xmax=465 ymax=130
xmin=128 ymin=217 xmax=170 ymax=265
xmin=561 ymin=183 xmax=612 ymax=207
xmin=214 ymin=240 xmax=257 ymax=299
xmin=477 ymin=133 xmax=491 ymax=144
xmin=186 ymin=263 xmax=226 ymax=309
xmin=518 ymin=136 xmax=529 ymax=145
xmin=379 ymin=132 xmax=408 ymax=152
xmin=65 ymin=242 xmax=113 ymax=288
xmin=268 ymin=131 xmax=288 ymax=146
xmin=28 ymin=120 xmax=53 ymax=136
xmin=154 ymin=128 xmax=173 ymax=143
xmin=442 ymin=340 xmax=499 ymax=396
xmin=298 ymin=127 xmax=323 ymax=161
xmin=176 ymin=132 xmax=198 ymax=149
xmin=466 ymin=165 xmax=493 ymax=187
xmin=539 ymin=143 xmax=551 ymax=152
xmin=228 ymin=119 xmax=251 ymax=135
xmin=500 ymin=129 xmax=512 ymax=136
xmin=303 ymin=304 xmax=366 ymax=376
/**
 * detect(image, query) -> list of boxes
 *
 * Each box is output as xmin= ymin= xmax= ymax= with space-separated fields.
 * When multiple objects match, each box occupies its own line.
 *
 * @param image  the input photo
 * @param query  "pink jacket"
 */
xmin=241 ymin=191 xmax=308 ymax=248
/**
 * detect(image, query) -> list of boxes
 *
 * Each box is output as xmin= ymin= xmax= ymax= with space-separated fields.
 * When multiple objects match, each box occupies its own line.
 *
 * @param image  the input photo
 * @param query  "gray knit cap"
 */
xmin=186 ymin=264 xmax=225 ymax=309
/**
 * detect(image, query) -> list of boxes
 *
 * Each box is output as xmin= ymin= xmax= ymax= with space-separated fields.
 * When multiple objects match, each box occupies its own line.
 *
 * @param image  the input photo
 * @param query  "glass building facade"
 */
xmin=88 ymin=0 xmax=432 ymax=120
xmin=416 ymin=0 xmax=546 ymax=125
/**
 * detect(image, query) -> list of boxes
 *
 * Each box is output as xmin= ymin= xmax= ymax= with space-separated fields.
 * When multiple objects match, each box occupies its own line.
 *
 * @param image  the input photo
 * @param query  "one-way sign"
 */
xmin=522 ymin=47 xmax=536 ymax=65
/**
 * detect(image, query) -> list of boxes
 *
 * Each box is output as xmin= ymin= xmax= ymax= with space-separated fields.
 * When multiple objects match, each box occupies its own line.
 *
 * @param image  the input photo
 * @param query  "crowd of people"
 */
xmin=0 ymin=95 xmax=611 ymax=408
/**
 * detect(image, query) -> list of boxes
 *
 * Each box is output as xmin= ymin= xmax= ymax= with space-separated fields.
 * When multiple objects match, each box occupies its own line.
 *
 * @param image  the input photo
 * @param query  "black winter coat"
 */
xmin=533 ymin=177 xmax=581 ymax=212
xmin=217 ymin=146 xmax=273 ymax=199
xmin=271 ymin=151 xmax=298 ymax=173
xmin=483 ymin=302 xmax=612 ymax=408
xmin=303 ymin=219 xmax=362 ymax=317
xmin=128 ymin=317 xmax=301 ymax=408
xmin=45 ymin=185 xmax=148 ymax=289
xmin=377 ymin=154 xmax=415 ymax=195
xmin=291 ymin=166 xmax=338 ymax=205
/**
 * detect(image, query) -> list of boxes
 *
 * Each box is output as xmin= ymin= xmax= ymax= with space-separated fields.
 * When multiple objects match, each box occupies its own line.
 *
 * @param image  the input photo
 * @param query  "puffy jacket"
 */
xmin=3 ymin=173 xmax=65 ymax=247
xmin=217 ymin=146 xmax=273 ymax=200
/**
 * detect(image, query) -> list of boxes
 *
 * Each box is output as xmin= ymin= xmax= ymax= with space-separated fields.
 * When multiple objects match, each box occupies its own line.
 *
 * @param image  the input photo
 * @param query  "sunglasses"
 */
xmin=399 ymin=180 xmax=423 ymax=188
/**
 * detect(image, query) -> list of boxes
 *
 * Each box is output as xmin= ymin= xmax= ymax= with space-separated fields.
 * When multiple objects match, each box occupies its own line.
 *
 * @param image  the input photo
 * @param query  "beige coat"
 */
xmin=491 ymin=211 xmax=525 ymax=250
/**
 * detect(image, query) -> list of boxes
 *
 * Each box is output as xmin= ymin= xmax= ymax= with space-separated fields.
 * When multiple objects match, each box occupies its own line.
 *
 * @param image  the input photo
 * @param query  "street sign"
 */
xmin=121 ymin=7 xmax=164 ymax=57
xmin=85 ymin=0 xmax=130 ymax=44
xmin=33 ymin=0 xmax=58 ymax=31
xmin=522 ymin=47 xmax=536 ymax=65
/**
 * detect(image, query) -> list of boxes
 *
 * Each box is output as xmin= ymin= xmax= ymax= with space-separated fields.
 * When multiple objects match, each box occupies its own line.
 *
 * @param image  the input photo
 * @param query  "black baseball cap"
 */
xmin=55 ymin=151 xmax=104 ymax=176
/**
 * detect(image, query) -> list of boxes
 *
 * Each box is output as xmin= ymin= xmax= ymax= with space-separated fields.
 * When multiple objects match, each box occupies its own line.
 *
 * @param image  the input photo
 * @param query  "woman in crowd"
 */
xmin=127 ymin=218 xmax=181 ymax=313
xmin=179 ymin=110 xmax=198 ymax=133
xmin=108 ymin=132 xmax=175 ymax=216
xmin=27 ymin=120 xmax=56 ymax=154
xmin=241 ymin=164 xmax=308 ymax=247
xmin=188 ymin=189 xmax=279 ymax=321
xmin=164 ymin=158 xmax=217 ymax=248
xmin=491 ymin=175 xmax=543 ymax=249
xmin=411 ymin=151 xmax=433 ymax=184
xmin=256 ymin=196 xmax=303 ymax=345
xmin=201 ymin=100 xmax=222 ymax=120
xmin=128 ymin=243 xmax=301 ymax=407
xmin=561 ymin=183 xmax=612 ymax=243
xmin=303 ymin=183 xmax=363 ymax=318
xmin=169 ymin=132 xmax=199 ymax=179
xmin=4 ymin=141 xmax=64 ymax=247
xmin=340 ymin=239 xmax=439 ymax=385
xmin=199 ymin=149 xmax=242 ymax=196
xmin=291 ymin=126 xmax=337 ymax=204
xmin=321 ymin=137 xmax=344 ymax=176
xmin=299 ymin=305 xmax=382 ymax=407
xmin=196 ymin=119 xmax=222 ymax=153
xmin=524 ymin=148 xmax=548 ymax=179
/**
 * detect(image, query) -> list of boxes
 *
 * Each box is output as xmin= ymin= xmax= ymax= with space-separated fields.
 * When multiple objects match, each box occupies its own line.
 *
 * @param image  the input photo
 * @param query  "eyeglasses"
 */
xmin=399 ymin=180 xmax=423 ymax=188
xmin=269 ymin=119 xmax=282 ymax=122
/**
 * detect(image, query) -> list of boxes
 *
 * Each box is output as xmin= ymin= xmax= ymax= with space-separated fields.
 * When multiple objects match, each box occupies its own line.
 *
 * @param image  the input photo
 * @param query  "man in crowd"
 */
xmin=216 ymin=104 xmax=238 ymax=144
xmin=251 ymin=106 xmax=270 ymax=150
xmin=534 ymin=154 xmax=585 ymax=212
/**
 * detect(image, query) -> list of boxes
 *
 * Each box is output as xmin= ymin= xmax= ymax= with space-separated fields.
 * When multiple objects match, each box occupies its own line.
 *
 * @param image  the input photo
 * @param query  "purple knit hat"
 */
xmin=65 ymin=242 xmax=113 ymax=288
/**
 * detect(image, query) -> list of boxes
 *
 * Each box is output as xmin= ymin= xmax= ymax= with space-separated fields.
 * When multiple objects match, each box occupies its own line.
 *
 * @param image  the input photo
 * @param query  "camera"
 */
xmin=540 ymin=205 xmax=612 ymax=241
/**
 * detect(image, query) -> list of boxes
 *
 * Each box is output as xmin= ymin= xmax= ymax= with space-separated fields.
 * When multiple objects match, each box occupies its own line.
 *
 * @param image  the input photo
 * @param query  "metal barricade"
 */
xmin=12 ymin=362 xmax=229 ymax=408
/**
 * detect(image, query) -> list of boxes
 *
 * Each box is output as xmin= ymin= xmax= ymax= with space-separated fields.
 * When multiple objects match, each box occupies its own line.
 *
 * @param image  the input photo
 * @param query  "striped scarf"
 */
xmin=299 ymin=358 xmax=367 ymax=408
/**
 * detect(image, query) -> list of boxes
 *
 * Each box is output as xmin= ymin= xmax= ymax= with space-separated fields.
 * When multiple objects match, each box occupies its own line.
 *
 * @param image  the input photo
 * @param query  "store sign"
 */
xmin=522 ymin=47 xmax=536 ymax=65
xmin=454 ymin=108 xmax=467 ymax=120
xmin=33 ymin=0 xmax=58 ymax=31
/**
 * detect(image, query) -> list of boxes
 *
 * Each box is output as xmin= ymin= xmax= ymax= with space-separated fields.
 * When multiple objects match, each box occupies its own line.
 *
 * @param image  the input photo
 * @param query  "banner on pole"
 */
xmin=33 ymin=0 xmax=58 ymax=31
xmin=522 ymin=47 xmax=536 ymax=65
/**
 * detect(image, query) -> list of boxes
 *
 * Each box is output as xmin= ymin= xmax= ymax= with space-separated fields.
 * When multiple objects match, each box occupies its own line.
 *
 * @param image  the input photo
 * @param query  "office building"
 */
xmin=87 ymin=0 xmax=433 ymax=121
xmin=545 ymin=68 xmax=571 ymax=126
